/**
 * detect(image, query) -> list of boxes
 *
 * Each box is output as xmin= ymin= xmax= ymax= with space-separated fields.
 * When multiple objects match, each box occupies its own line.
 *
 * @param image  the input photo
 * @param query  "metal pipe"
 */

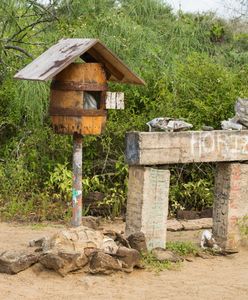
xmin=72 ymin=133 xmax=82 ymax=226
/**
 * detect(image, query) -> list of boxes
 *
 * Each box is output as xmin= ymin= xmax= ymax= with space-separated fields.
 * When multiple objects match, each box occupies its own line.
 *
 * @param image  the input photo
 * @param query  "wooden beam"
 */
xmin=125 ymin=131 xmax=248 ymax=165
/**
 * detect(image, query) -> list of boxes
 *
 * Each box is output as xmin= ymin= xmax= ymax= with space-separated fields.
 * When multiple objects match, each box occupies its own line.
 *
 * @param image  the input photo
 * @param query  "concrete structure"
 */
xmin=125 ymin=131 xmax=248 ymax=165
xmin=125 ymin=167 xmax=170 ymax=250
xmin=125 ymin=131 xmax=248 ymax=250
xmin=213 ymin=162 xmax=248 ymax=249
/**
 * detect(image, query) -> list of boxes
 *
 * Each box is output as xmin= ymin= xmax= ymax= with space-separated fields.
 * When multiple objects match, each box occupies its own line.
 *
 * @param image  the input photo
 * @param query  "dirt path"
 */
xmin=0 ymin=222 xmax=247 ymax=300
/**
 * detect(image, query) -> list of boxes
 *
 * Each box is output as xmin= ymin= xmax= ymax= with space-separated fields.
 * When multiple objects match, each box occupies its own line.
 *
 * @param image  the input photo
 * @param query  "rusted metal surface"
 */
xmin=51 ymin=80 xmax=108 ymax=91
xmin=49 ymin=63 xmax=107 ymax=135
xmin=72 ymin=133 xmax=82 ymax=227
xmin=49 ymin=107 xmax=107 ymax=117
xmin=51 ymin=115 xmax=107 ymax=135
xmin=14 ymin=38 xmax=145 ymax=85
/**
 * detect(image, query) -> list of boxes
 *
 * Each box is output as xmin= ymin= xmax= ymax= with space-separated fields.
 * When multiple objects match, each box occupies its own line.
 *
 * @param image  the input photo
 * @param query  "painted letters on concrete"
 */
xmin=125 ymin=131 xmax=248 ymax=165
xmin=125 ymin=131 xmax=248 ymax=250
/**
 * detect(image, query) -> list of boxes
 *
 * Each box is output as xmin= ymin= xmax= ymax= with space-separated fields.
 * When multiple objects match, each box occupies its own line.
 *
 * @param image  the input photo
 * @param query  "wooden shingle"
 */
xmin=14 ymin=38 xmax=145 ymax=85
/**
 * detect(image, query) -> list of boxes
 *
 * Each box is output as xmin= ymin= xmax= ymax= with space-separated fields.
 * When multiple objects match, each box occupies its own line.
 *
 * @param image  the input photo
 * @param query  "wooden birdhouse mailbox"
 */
xmin=14 ymin=38 xmax=145 ymax=226
xmin=49 ymin=62 xmax=108 ymax=135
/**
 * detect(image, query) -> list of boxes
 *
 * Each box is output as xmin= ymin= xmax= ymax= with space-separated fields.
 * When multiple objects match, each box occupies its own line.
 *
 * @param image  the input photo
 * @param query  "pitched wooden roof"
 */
xmin=14 ymin=38 xmax=145 ymax=85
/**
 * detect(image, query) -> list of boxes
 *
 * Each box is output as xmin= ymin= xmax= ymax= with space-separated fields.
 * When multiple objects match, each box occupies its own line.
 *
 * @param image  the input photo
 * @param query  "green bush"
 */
xmin=169 ymin=164 xmax=214 ymax=214
xmin=1 ymin=0 xmax=248 ymax=221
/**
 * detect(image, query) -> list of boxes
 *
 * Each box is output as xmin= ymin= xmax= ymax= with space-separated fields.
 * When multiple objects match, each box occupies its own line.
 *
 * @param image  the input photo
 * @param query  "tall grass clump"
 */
xmin=0 ymin=0 xmax=248 ymax=220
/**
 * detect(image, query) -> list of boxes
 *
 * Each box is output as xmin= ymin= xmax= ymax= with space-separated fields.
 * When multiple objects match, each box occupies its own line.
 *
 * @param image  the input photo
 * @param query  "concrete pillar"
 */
xmin=125 ymin=166 xmax=170 ymax=250
xmin=213 ymin=162 xmax=248 ymax=250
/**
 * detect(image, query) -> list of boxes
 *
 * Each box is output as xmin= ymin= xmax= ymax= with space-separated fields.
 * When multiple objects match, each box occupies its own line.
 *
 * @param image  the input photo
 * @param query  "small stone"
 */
xmin=103 ymin=230 xmax=130 ymax=248
xmin=84 ymin=247 xmax=97 ymax=258
xmin=217 ymin=249 xmax=239 ymax=256
xmin=115 ymin=232 xmax=130 ymax=248
xmin=181 ymin=218 xmax=213 ymax=231
xmin=0 ymin=250 xmax=40 ymax=274
xmin=185 ymin=258 xmax=194 ymax=262
xmin=127 ymin=232 xmax=147 ymax=253
xmin=39 ymin=250 xmax=88 ymax=277
xmin=102 ymin=237 xmax=118 ymax=255
xmin=167 ymin=219 xmax=183 ymax=232
xmin=89 ymin=251 xmax=122 ymax=275
xmin=29 ymin=237 xmax=48 ymax=248
xmin=103 ymin=229 xmax=117 ymax=240
xmin=115 ymin=246 xmax=141 ymax=272
xmin=151 ymin=248 xmax=182 ymax=263
xmin=81 ymin=216 xmax=100 ymax=230
xmin=196 ymin=252 xmax=214 ymax=259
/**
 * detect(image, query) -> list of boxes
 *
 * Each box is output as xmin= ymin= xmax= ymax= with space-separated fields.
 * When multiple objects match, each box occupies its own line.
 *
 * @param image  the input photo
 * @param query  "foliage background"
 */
xmin=0 ymin=0 xmax=248 ymax=221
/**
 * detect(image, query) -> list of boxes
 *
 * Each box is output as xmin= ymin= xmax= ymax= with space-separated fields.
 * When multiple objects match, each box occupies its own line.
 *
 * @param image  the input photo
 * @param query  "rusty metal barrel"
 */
xmin=49 ymin=63 xmax=108 ymax=135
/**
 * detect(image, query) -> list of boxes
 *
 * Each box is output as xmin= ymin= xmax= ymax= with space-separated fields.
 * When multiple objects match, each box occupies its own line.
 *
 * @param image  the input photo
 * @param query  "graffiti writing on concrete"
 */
xmin=144 ymin=168 xmax=170 ymax=250
xmin=191 ymin=131 xmax=248 ymax=159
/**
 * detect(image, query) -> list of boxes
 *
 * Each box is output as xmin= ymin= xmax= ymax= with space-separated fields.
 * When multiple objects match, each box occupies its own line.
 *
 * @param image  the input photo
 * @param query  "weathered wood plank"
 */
xmin=125 ymin=131 xmax=248 ymax=165
xmin=14 ymin=39 xmax=96 ymax=81
xmin=106 ymin=92 xmax=124 ymax=109
xmin=14 ymin=38 xmax=145 ymax=85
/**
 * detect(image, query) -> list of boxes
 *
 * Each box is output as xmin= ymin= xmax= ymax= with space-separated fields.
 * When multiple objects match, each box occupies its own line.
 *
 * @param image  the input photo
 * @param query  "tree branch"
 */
xmin=7 ymin=18 xmax=54 ymax=43
xmin=4 ymin=45 xmax=33 ymax=58
xmin=26 ymin=0 xmax=59 ymax=21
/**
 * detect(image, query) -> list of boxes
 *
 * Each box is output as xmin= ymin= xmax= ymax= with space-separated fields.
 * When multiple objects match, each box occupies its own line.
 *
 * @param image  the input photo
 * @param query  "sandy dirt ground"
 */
xmin=0 ymin=220 xmax=247 ymax=300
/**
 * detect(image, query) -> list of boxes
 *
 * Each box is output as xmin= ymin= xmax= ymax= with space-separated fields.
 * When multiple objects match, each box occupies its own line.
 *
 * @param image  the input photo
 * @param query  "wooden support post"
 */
xmin=72 ymin=133 xmax=82 ymax=227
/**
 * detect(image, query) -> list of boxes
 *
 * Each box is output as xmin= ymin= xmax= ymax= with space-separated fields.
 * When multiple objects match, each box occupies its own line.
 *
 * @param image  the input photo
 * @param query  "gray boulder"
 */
xmin=40 ymin=250 xmax=88 ymax=277
xmin=115 ymin=246 xmax=142 ymax=272
xmin=39 ymin=226 xmax=106 ymax=276
xmin=0 ymin=250 xmax=40 ymax=274
xmin=81 ymin=216 xmax=100 ymax=230
xmin=88 ymin=250 xmax=122 ymax=275
xmin=127 ymin=232 xmax=147 ymax=253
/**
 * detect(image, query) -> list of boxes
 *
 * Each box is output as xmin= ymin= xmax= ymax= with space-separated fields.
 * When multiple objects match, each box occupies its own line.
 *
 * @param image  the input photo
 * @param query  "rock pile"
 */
xmin=0 ymin=225 xmax=146 ymax=276
xmin=221 ymin=98 xmax=248 ymax=130
xmin=0 ymin=220 xmax=187 ymax=276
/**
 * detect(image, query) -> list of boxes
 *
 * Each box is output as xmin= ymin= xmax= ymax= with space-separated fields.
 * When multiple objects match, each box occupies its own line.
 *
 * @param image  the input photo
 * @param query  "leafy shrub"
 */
xmin=169 ymin=163 xmax=215 ymax=214
xmin=166 ymin=241 xmax=199 ymax=256
xmin=1 ymin=0 xmax=248 ymax=220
